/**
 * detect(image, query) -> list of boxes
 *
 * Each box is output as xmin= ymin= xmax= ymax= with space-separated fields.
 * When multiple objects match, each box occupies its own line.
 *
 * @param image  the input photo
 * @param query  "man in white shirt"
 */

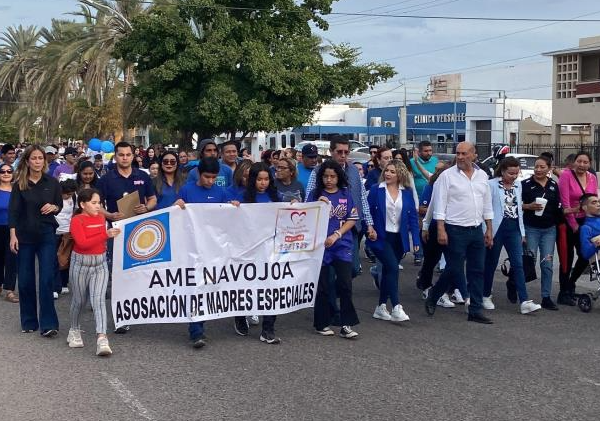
xmin=425 ymin=141 xmax=494 ymax=324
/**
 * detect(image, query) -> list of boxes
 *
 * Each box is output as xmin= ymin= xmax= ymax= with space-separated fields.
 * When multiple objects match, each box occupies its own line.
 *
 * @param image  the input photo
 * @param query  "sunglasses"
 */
xmin=335 ymin=150 xmax=350 ymax=155
xmin=162 ymin=159 xmax=177 ymax=165
xmin=0 ymin=169 xmax=12 ymax=174
xmin=368 ymin=165 xmax=374 ymax=168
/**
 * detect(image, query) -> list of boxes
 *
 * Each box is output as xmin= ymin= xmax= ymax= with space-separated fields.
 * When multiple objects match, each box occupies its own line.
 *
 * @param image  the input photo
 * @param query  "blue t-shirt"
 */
xmin=296 ymin=163 xmax=314 ymax=189
xmin=226 ymin=185 xmax=245 ymax=202
xmin=186 ymin=164 xmax=233 ymax=188
xmin=180 ymin=183 xmax=228 ymax=204
xmin=0 ymin=190 xmax=10 ymax=225
xmin=255 ymin=191 xmax=275 ymax=203
xmin=308 ymin=188 xmax=358 ymax=264
xmin=410 ymin=156 xmax=438 ymax=199
xmin=155 ymin=181 xmax=181 ymax=210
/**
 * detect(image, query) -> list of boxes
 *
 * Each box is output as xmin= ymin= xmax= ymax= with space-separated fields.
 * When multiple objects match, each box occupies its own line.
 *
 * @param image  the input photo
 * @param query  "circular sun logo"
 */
xmin=127 ymin=220 xmax=167 ymax=261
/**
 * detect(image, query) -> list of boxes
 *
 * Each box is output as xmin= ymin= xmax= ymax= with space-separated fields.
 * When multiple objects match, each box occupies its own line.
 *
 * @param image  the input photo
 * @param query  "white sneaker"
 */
xmin=96 ymin=337 xmax=112 ymax=356
xmin=482 ymin=296 xmax=495 ymax=310
xmin=373 ymin=303 xmax=392 ymax=321
xmin=520 ymin=300 xmax=542 ymax=314
xmin=464 ymin=297 xmax=470 ymax=313
xmin=67 ymin=329 xmax=83 ymax=348
xmin=437 ymin=293 xmax=456 ymax=308
xmin=451 ymin=289 xmax=465 ymax=304
xmin=422 ymin=287 xmax=431 ymax=300
xmin=53 ymin=292 xmax=59 ymax=299
xmin=61 ymin=287 xmax=69 ymax=294
xmin=398 ymin=263 xmax=404 ymax=270
xmin=390 ymin=304 xmax=410 ymax=322
xmin=247 ymin=315 xmax=260 ymax=326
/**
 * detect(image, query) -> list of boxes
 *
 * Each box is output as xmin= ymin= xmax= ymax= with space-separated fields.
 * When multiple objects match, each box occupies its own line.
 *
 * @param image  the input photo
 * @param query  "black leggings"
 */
xmin=559 ymin=219 xmax=588 ymax=294
xmin=0 ymin=225 xmax=17 ymax=291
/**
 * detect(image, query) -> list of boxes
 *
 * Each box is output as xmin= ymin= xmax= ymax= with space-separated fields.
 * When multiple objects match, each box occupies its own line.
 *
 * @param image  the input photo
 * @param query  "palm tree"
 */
xmin=0 ymin=25 xmax=41 ymax=141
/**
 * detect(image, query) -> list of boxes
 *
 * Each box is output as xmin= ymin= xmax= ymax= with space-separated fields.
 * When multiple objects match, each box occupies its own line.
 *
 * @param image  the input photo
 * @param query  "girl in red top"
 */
xmin=67 ymin=188 xmax=120 ymax=356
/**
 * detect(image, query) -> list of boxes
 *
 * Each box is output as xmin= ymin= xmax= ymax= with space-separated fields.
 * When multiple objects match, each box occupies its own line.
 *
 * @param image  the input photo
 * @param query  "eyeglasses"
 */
xmin=335 ymin=150 xmax=350 ymax=155
xmin=162 ymin=159 xmax=177 ymax=165
xmin=0 ymin=169 xmax=13 ymax=174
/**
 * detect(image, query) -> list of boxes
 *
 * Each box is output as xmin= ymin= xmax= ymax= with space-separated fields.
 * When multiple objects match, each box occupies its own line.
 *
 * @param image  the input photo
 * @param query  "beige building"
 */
xmin=543 ymin=35 xmax=600 ymax=145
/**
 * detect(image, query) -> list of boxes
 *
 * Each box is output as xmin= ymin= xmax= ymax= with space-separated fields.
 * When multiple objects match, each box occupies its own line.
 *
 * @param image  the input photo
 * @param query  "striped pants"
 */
xmin=69 ymin=251 xmax=109 ymax=334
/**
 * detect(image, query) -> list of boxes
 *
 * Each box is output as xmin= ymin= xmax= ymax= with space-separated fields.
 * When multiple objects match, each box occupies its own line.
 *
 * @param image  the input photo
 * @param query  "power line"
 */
xmin=113 ymin=1 xmax=600 ymax=22
xmin=327 ymin=0 xmax=427 ymax=22
xmin=377 ymin=9 xmax=600 ymax=62
xmin=331 ymin=0 xmax=464 ymax=26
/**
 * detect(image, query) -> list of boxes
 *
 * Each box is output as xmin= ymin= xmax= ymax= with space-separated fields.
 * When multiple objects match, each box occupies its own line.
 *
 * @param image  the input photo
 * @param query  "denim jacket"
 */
xmin=488 ymin=177 xmax=525 ymax=238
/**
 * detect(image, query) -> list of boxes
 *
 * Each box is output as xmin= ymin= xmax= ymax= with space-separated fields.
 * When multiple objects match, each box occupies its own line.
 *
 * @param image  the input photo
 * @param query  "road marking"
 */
xmin=578 ymin=377 xmax=600 ymax=387
xmin=101 ymin=372 xmax=155 ymax=420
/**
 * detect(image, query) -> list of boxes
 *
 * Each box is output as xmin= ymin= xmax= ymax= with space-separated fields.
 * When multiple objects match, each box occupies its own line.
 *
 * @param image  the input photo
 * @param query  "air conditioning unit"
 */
xmin=384 ymin=121 xmax=396 ymax=128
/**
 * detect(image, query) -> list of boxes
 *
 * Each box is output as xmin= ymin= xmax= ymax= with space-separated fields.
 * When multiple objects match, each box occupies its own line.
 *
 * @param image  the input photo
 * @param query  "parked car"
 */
xmin=481 ymin=153 xmax=538 ymax=181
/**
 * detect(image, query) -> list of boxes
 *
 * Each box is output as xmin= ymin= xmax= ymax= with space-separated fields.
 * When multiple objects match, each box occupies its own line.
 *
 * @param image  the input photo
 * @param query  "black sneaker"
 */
xmin=41 ymin=329 xmax=58 ymax=338
xmin=114 ymin=325 xmax=130 ymax=334
xmin=234 ymin=317 xmax=249 ymax=336
xmin=259 ymin=331 xmax=281 ymax=344
xmin=414 ymin=258 xmax=422 ymax=266
xmin=339 ymin=325 xmax=359 ymax=339
xmin=424 ymin=296 xmax=436 ymax=316
xmin=557 ymin=291 xmax=576 ymax=306
xmin=541 ymin=297 xmax=559 ymax=311
xmin=506 ymin=280 xmax=517 ymax=304
xmin=192 ymin=337 xmax=206 ymax=349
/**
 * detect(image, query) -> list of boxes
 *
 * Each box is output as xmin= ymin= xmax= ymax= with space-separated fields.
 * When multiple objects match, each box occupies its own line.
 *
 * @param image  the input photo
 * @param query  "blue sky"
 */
xmin=1 ymin=0 xmax=600 ymax=106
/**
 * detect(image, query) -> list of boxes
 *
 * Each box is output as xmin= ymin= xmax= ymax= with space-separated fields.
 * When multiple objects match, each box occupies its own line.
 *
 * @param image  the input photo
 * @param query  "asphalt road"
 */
xmin=1 ymin=257 xmax=599 ymax=421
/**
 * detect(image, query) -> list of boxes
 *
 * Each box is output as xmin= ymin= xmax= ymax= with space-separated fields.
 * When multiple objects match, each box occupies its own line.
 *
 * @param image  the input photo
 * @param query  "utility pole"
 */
xmin=399 ymin=80 xmax=407 ymax=146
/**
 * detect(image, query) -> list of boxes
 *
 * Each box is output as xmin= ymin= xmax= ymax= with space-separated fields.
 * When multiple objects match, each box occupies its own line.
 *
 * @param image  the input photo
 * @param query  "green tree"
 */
xmin=115 ymin=0 xmax=395 ymax=145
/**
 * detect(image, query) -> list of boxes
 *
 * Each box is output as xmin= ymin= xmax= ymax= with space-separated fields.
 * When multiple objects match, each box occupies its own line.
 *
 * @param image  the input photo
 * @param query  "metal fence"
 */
xmin=411 ymin=141 xmax=600 ymax=172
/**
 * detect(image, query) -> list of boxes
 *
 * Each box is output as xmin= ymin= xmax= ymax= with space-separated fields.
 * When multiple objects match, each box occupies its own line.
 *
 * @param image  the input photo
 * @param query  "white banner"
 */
xmin=111 ymin=202 xmax=329 ymax=327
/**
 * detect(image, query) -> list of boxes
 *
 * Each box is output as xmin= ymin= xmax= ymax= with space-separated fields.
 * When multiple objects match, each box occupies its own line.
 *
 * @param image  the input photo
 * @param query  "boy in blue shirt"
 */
xmin=174 ymin=157 xmax=231 ymax=348
xmin=579 ymin=193 xmax=600 ymax=260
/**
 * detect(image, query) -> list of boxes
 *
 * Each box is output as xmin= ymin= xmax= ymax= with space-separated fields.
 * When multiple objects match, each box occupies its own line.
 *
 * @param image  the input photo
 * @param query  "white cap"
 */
xmin=44 ymin=146 xmax=58 ymax=155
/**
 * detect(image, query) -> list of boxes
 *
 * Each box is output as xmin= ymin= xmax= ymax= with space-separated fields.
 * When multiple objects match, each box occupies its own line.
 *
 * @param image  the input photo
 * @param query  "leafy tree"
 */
xmin=115 ymin=0 xmax=395 ymax=144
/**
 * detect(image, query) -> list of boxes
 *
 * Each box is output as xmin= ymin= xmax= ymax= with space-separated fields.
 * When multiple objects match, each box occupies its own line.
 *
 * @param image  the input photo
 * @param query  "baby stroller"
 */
xmin=578 ymin=251 xmax=600 ymax=313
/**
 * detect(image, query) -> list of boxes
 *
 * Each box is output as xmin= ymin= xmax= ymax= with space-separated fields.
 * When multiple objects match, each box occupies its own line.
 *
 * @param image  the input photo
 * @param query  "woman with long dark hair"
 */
xmin=557 ymin=151 xmax=598 ymax=305
xmin=233 ymin=163 xmax=280 ymax=343
xmin=9 ymin=145 xmax=62 ymax=336
xmin=142 ymin=147 xmax=158 ymax=169
xmin=154 ymin=151 xmax=185 ymax=210
xmin=308 ymin=160 xmax=361 ymax=337
xmin=482 ymin=157 xmax=541 ymax=314
xmin=76 ymin=160 xmax=99 ymax=190
xmin=0 ymin=163 xmax=18 ymax=303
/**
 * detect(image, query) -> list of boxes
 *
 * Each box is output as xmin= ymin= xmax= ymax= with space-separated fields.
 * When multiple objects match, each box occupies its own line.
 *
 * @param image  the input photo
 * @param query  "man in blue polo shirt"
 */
xmin=97 ymin=141 xmax=157 ymax=219
xmin=186 ymin=139 xmax=233 ymax=188
xmin=96 ymin=141 xmax=157 ymax=334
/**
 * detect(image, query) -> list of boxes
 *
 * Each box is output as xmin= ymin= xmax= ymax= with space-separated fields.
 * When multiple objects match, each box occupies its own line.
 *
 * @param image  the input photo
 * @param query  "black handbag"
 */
xmin=501 ymin=249 xmax=537 ymax=283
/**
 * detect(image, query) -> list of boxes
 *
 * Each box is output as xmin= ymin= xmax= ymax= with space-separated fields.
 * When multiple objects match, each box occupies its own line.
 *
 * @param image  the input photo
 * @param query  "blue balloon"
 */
xmin=89 ymin=138 xmax=102 ymax=151
xmin=101 ymin=141 xmax=114 ymax=153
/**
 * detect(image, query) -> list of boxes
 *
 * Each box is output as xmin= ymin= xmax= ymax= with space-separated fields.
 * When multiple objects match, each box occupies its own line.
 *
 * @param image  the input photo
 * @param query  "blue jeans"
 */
xmin=17 ymin=227 xmax=59 ymax=331
xmin=525 ymin=225 xmax=556 ymax=298
xmin=371 ymin=232 xmax=404 ymax=306
xmin=430 ymin=224 xmax=485 ymax=315
xmin=484 ymin=218 xmax=528 ymax=303
xmin=188 ymin=321 xmax=205 ymax=341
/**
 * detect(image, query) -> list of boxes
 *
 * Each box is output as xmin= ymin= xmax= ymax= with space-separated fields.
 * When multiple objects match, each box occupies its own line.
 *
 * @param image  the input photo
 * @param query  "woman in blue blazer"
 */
xmin=367 ymin=160 xmax=420 ymax=322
